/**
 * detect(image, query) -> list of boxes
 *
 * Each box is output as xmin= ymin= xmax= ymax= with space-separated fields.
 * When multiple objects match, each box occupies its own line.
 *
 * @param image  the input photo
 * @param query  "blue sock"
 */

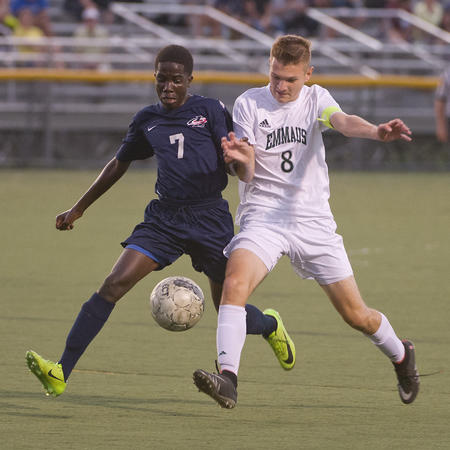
xmin=245 ymin=303 xmax=277 ymax=337
xmin=59 ymin=293 xmax=115 ymax=381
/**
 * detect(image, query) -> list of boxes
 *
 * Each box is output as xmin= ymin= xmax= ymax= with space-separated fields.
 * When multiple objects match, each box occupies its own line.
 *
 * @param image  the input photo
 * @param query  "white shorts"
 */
xmin=223 ymin=218 xmax=353 ymax=285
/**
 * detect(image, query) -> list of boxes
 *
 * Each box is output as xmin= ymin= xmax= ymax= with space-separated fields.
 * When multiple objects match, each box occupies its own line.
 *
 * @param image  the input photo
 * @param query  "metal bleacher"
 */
xmin=0 ymin=0 xmax=449 ymax=168
xmin=24 ymin=0 xmax=450 ymax=74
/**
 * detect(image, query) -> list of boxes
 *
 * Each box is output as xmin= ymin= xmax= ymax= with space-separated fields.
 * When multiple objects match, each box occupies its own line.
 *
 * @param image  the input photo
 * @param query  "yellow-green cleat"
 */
xmin=263 ymin=309 xmax=296 ymax=370
xmin=26 ymin=350 xmax=66 ymax=397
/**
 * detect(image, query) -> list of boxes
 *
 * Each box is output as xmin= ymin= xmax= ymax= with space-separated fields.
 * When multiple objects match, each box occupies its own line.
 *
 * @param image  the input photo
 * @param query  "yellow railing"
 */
xmin=0 ymin=68 xmax=439 ymax=89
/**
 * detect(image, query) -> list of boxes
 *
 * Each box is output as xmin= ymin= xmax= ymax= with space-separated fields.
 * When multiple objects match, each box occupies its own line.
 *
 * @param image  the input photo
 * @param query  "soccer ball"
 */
xmin=150 ymin=276 xmax=205 ymax=331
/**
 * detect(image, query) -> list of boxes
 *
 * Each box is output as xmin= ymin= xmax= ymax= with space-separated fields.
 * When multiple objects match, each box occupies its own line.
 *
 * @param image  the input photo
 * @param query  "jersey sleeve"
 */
xmin=116 ymin=114 xmax=154 ymax=161
xmin=208 ymin=100 xmax=233 ymax=148
xmin=232 ymin=95 xmax=257 ymax=144
xmin=316 ymin=86 xmax=342 ymax=132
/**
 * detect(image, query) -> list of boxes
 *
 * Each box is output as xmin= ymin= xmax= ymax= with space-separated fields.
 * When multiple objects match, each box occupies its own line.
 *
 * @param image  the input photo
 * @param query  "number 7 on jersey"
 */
xmin=170 ymin=133 xmax=185 ymax=159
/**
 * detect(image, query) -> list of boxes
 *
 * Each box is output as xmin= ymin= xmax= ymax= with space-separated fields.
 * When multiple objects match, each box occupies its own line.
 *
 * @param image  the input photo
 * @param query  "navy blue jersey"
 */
xmin=116 ymin=95 xmax=233 ymax=202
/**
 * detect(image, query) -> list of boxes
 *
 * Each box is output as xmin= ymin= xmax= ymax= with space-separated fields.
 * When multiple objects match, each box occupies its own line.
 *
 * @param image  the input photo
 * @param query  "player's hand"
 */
xmin=55 ymin=208 xmax=83 ymax=231
xmin=221 ymin=132 xmax=253 ymax=165
xmin=377 ymin=119 xmax=412 ymax=142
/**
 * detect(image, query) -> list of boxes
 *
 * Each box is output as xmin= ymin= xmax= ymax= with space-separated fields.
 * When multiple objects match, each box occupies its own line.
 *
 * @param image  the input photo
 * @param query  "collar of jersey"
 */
xmin=266 ymin=84 xmax=306 ymax=109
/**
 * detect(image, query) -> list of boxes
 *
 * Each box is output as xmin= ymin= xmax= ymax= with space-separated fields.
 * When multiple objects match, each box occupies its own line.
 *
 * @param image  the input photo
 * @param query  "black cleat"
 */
xmin=193 ymin=369 xmax=237 ymax=409
xmin=393 ymin=339 xmax=420 ymax=404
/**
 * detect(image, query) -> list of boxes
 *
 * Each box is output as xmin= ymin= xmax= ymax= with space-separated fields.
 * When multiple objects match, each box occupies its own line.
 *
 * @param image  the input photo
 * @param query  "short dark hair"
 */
xmin=154 ymin=45 xmax=194 ymax=75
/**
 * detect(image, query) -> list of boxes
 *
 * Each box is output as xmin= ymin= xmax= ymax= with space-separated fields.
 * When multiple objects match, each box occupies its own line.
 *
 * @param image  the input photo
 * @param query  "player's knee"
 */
xmin=342 ymin=309 xmax=372 ymax=333
xmin=221 ymin=273 xmax=250 ymax=305
xmin=99 ymin=273 xmax=132 ymax=302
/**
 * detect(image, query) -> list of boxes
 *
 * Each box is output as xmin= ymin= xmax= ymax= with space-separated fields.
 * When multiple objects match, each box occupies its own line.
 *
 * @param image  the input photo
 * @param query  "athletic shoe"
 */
xmin=393 ymin=340 xmax=419 ymax=404
xmin=263 ymin=308 xmax=296 ymax=370
xmin=26 ymin=350 xmax=66 ymax=397
xmin=193 ymin=369 xmax=237 ymax=409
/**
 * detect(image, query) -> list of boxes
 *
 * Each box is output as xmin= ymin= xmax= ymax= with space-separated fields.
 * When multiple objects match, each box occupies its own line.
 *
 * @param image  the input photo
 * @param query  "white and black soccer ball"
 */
xmin=150 ymin=276 xmax=205 ymax=332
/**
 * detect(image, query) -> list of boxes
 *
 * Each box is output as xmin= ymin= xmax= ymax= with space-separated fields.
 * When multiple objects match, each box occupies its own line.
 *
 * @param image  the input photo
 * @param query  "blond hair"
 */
xmin=270 ymin=35 xmax=311 ymax=66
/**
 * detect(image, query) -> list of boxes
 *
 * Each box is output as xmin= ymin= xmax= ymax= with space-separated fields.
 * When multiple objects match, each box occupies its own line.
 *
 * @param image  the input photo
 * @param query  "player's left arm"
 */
xmin=434 ymin=97 xmax=448 ymax=143
xmin=330 ymin=111 xmax=412 ymax=142
xmin=222 ymin=132 xmax=255 ymax=183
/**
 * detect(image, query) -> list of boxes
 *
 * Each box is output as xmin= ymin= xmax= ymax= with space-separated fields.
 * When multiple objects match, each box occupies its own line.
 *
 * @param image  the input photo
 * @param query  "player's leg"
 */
xmin=219 ymin=224 xmax=297 ymax=371
xmin=293 ymin=218 xmax=419 ymax=403
xmin=196 ymin=247 xmax=299 ymax=405
xmin=208 ymin=277 xmax=277 ymax=336
xmin=98 ymin=248 xmax=160 ymax=302
xmin=26 ymin=249 xmax=159 ymax=396
xmin=208 ymin=278 xmax=223 ymax=312
xmin=192 ymin=216 xmax=295 ymax=406
xmin=217 ymin=245 xmax=297 ymax=373
xmin=59 ymin=248 xmax=159 ymax=378
xmin=194 ymin=248 xmax=268 ymax=408
xmin=321 ymin=276 xmax=382 ymax=334
xmin=201 ymin=242 xmax=288 ymax=364
xmin=190 ymin=201 xmax=278 ymax=339
xmin=218 ymin=248 xmax=270 ymax=371
xmin=321 ymin=276 xmax=419 ymax=403
xmin=27 ymin=200 xmax=186 ymax=396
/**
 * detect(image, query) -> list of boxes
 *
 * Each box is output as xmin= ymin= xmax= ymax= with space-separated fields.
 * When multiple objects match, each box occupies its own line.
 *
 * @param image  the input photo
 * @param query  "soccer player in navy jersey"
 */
xmin=25 ymin=45 xmax=296 ymax=397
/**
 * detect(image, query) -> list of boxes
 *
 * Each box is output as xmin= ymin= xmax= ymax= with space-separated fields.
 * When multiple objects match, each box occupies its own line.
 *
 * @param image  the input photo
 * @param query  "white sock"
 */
xmin=217 ymin=304 xmax=247 ymax=375
xmin=366 ymin=313 xmax=405 ymax=362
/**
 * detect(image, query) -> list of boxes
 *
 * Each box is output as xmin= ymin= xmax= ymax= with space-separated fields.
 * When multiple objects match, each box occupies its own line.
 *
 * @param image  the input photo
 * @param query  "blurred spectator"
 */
xmin=326 ymin=0 xmax=366 ymax=39
xmin=384 ymin=0 xmax=413 ymax=43
xmin=241 ymin=0 xmax=270 ymax=32
xmin=187 ymin=0 xmax=243 ymax=38
xmin=413 ymin=0 xmax=443 ymax=42
xmin=434 ymin=65 xmax=450 ymax=143
xmin=309 ymin=0 xmax=333 ymax=37
xmin=13 ymin=7 xmax=44 ymax=65
xmin=73 ymin=6 xmax=110 ymax=70
xmin=64 ymin=0 xmax=114 ymax=25
xmin=186 ymin=0 xmax=218 ymax=37
xmin=364 ymin=0 xmax=387 ymax=6
xmin=91 ymin=0 xmax=114 ymax=24
xmin=64 ymin=0 xmax=89 ymax=20
xmin=11 ymin=0 xmax=52 ymax=35
xmin=261 ymin=0 xmax=321 ymax=37
xmin=436 ymin=4 xmax=450 ymax=39
xmin=0 ymin=0 xmax=18 ymax=34
xmin=331 ymin=0 xmax=362 ymax=6
xmin=213 ymin=0 xmax=243 ymax=16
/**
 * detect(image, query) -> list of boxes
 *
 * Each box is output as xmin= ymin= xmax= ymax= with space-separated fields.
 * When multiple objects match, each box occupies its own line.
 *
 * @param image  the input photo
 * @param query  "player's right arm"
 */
xmin=225 ymin=93 xmax=257 ymax=183
xmin=222 ymin=132 xmax=255 ymax=183
xmin=55 ymin=157 xmax=131 ymax=231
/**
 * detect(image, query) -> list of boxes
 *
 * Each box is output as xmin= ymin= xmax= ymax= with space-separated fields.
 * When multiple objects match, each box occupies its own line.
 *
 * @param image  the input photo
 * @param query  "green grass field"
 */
xmin=1 ymin=169 xmax=449 ymax=449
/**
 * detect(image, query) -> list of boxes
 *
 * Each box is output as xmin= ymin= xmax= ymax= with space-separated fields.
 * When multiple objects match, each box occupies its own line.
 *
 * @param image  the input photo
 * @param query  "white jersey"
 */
xmin=233 ymin=84 xmax=341 ymax=223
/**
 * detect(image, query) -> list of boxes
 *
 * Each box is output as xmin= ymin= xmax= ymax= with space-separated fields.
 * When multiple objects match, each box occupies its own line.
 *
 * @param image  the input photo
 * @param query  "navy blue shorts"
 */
xmin=121 ymin=198 xmax=234 ymax=283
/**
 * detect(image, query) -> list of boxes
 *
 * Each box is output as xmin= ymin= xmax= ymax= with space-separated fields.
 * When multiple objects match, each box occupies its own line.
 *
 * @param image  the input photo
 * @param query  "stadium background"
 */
xmin=1 ymin=1 xmax=450 ymax=449
xmin=0 ymin=0 xmax=449 ymax=169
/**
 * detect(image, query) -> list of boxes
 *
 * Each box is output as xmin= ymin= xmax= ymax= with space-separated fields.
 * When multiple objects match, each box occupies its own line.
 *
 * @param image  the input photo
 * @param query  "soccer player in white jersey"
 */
xmin=193 ymin=34 xmax=419 ymax=409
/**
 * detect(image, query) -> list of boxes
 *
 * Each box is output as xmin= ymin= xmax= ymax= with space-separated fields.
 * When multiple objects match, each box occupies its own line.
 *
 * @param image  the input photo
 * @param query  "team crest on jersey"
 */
xmin=187 ymin=116 xmax=208 ymax=127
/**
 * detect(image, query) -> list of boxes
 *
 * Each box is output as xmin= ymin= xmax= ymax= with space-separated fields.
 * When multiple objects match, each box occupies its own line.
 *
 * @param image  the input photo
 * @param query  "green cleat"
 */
xmin=26 ymin=350 xmax=66 ymax=397
xmin=263 ymin=308 xmax=296 ymax=370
